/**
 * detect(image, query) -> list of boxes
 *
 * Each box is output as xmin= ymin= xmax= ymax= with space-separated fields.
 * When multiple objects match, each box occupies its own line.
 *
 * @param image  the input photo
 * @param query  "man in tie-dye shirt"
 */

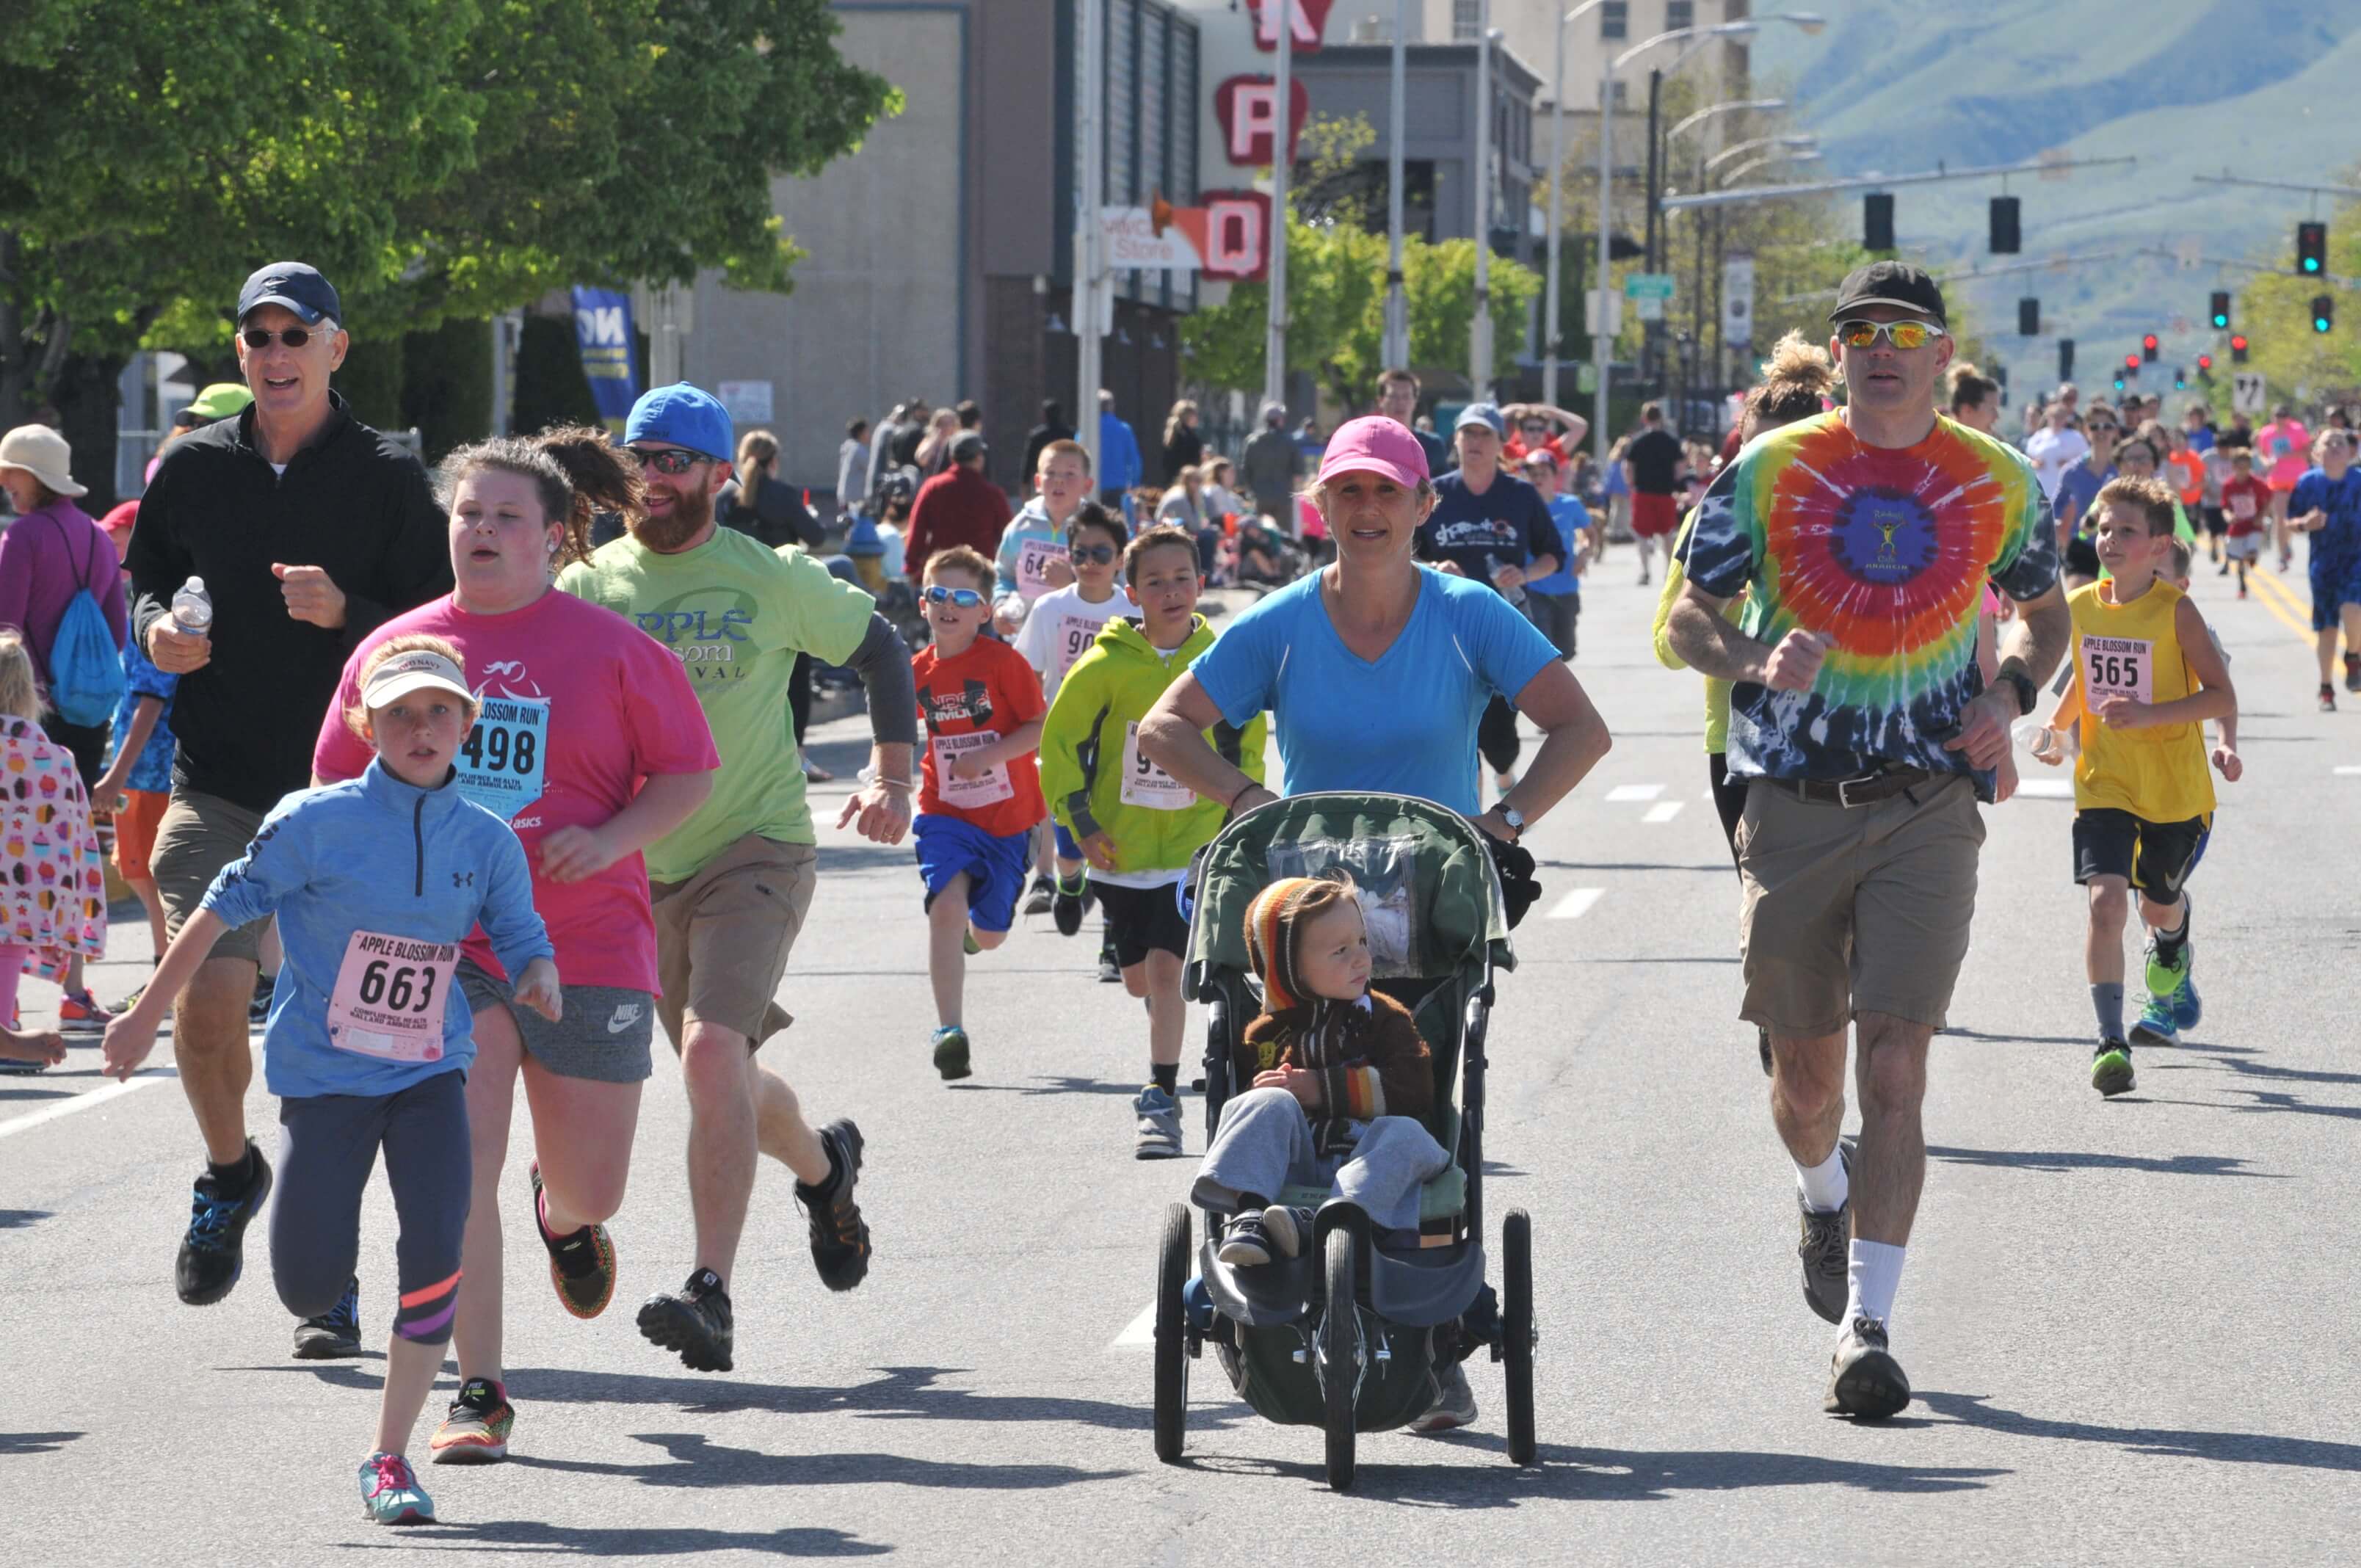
xmin=1666 ymin=261 xmax=2070 ymax=1424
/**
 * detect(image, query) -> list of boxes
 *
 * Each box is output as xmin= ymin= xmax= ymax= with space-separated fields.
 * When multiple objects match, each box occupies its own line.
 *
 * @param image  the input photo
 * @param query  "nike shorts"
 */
xmin=457 ymin=957 xmax=656 ymax=1084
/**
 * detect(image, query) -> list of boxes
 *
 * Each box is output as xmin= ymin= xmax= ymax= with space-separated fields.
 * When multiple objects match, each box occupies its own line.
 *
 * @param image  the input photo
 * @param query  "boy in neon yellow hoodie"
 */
xmin=1039 ymin=525 xmax=1266 ymax=1159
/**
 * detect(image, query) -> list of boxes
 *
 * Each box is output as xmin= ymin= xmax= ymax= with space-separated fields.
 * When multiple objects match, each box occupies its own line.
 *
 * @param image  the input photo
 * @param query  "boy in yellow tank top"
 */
xmin=2049 ymin=476 xmax=2237 ymax=1097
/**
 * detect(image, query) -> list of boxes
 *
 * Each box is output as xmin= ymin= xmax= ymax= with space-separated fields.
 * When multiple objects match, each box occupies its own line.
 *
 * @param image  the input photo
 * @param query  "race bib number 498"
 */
xmin=456 ymin=694 xmax=550 ymax=818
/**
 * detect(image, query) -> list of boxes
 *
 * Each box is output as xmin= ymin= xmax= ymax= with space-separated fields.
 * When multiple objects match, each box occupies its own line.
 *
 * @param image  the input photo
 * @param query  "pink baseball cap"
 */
xmin=1316 ymin=415 xmax=1431 ymax=490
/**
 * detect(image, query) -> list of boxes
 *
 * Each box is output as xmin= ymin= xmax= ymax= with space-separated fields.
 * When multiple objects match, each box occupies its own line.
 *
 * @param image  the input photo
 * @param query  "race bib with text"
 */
xmin=2081 ymin=634 xmax=2155 ymax=708
xmin=932 ymin=730 xmax=1014 ymax=807
xmin=326 ymin=931 xmax=457 ymax=1062
xmin=1121 ymin=721 xmax=1194 ymax=810
xmin=455 ymin=694 xmax=549 ymax=819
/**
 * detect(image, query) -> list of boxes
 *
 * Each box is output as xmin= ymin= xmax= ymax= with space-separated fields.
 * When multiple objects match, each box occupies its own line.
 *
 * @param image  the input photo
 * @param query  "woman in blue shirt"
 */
xmin=1137 ymin=415 xmax=1610 ymax=840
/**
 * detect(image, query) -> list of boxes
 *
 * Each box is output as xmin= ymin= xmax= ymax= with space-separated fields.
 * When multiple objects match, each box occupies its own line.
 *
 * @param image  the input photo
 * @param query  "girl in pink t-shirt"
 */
xmin=312 ymin=428 xmax=719 ymax=1461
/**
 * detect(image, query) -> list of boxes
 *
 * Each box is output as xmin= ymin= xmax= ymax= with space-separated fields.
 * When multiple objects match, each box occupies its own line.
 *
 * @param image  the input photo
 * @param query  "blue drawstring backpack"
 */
xmin=43 ymin=515 xmax=126 ymax=727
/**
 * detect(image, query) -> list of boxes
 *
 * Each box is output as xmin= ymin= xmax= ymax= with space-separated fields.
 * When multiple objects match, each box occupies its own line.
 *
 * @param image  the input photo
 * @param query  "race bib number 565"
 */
xmin=2081 ymin=634 xmax=2153 ymax=707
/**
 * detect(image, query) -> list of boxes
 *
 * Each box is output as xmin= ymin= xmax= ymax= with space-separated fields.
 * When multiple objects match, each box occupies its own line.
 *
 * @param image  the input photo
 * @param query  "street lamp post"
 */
xmin=1382 ymin=0 xmax=1410 ymax=371
xmin=1542 ymin=0 xmax=1609 ymax=412
xmin=1471 ymin=15 xmax=1496 ymax=399
xmin=1074 ymin=0 xmax=1105 ymax=482
xmin=1263 ymin=0 xmax=1291 ymax=419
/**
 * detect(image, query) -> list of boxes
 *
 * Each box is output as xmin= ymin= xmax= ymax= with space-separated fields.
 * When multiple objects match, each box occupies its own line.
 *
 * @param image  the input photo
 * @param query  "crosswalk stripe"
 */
xmin=1548 ymin=887 xmax=1605 ymax=921
xmin=1604 ymin=783 xmax=1664 ymax=802
xmin=1109 ymin=1300 xmax=1157 ymax=1349
xmin=1642 ymin=801 xmax=1684 ymax=824
xmin=0 ymin=1075 xmax=167 ymax=1142
xmin=2013 ymin=779 xmax=2074 ymax=799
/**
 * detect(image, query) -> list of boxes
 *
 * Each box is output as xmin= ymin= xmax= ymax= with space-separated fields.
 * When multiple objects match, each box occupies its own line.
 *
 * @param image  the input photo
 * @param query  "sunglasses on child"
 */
xmin=924 ymin=585 xmax=987 ymax=608
xmin=1068 ymin=543 xmax=1119 ymax=565
xmin=624 ymin=447 xmax=716 ymax=475
xmin=1834 ymin=319 xmax=1939 ymax=351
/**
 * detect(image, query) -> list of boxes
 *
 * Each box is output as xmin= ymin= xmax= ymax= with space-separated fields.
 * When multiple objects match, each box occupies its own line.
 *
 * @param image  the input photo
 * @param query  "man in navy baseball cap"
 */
xmin=236 ymin=262 xmax=343 ymax=327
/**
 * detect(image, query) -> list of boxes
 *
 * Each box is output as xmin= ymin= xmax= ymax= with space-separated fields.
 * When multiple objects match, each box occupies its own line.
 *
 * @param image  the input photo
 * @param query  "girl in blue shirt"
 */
xmin=105 ymin=634 xmax=557 ymax=1527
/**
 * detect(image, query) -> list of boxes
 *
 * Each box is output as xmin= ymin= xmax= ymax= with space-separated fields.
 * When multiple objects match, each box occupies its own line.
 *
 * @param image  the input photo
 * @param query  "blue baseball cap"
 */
xmin=625 ymin=383 xmax=733 ymax=462
xmin=1454 ymin=401 xmax=1505 ymax=437
xmin=237 ymin=262 xmax=342 ymax=326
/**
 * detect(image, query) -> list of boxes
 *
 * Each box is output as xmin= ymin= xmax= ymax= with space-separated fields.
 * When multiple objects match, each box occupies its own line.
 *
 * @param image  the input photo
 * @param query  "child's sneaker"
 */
xmin=1023 ymin=874 xmax=1056 ymax=918
xmin=2142 ymin=936 xmax=2191 ymax=1000
xmin=57 ymin=988 xmax=112 ymax=1034
xmin=2128 ymin=993 xmax=2177 ymax=1048
xmin=931 ymin=1026 xmax=971 ymax=1081
xmin=429 ymin=1377 xmax=515 ymax=1464
xmin=2320 ymin=683 xmax=2338 ymax=713
xmin=1261 ymin=1204 xmax=1318 ymax=1260
xmin=1133 ymin=1084 xmax=1183 ymax=1159
xmin=356 ymin=1451 xmax=435 ymax=1524
xmin=1410 ymin=1362 xmax=1479 ymax=1434
xmin=2092 ymin=1040 xmax=2136 ymax=1097
xmin=961 ymin=926 xmax=982 ymax=956
xmin=2346 ymin=651 xmax=2360 ymax=693
xmin=1216 ymin=1211 xmax=1275 ymax=1267
xmin=1051 ymin=874 xmax=1089 ymax=937
xmin=292 ymin=1274 xmax=363 ymax=1358
xmin=248 ymin=972 xmax=275 ymax=1025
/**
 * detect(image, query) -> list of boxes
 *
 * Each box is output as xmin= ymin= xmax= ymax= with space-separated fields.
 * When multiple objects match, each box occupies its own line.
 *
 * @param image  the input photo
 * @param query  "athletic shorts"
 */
xmin=650 ymin=832 xmax=813 ymax=1051
xmin=1526 ymin=589 xmax=1578 ymax=661
xmin=2310 ymin=559 xmax=2361 ymax=628
xmin=2224 ymin=532 xmax=2261 ymax=562
xmin=1735 ymin=774 xmax=1984 ymax=1037
xmin=457 ymin=956 xmax=655 ymax=1084
xmin=1630 ymin=491 xmax=1680 ymax=539
xmin=2072 ymin=808 xmax=2208 ymax=901
xmin=914 ymin=813 xmax=1031 ymax=933
xmin=151 ymin=785 xmax=271 ymax=963
xmin=112 ymin=788 xmax=170 ymax=881
xmin=2200 ymin=506 xmax=2227 ymax=538
xmin=1093 ymin=878 xmax=1191 ymax=969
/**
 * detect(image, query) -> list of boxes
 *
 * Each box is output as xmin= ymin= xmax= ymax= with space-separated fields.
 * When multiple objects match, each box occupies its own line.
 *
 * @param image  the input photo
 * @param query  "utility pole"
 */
xmin=1382 ymin=0 xmax=1410 ymax=373
xmin=1470 ymin=12 xmax=1495 ymax=400
xmin=1263 ymin=0 xmax=1292 ymax=418
xmin=1075 ymin=0 xmax=1105 ymax=481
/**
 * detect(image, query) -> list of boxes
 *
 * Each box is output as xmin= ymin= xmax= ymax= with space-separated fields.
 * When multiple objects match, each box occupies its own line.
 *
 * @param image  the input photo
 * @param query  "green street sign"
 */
xmin=1623 ymin=272 xmax=1678 ymax=301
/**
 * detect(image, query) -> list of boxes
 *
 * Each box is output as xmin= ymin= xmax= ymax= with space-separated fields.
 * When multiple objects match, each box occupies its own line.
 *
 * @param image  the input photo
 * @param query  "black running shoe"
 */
xmin=1796 ymin=1138 xmax=1852 ymax=1325
xmin=1051 ymin=876 xmax=1087 ymax=937
xmin=248 ymin=973 xmax=275 ymax=1026
xmin=1098 ymin=942 xmax=1123 ymax=984
xmin=1023 ymin=874 xmax=1056 ymax=918
xmin=796 ymin=1119 xmax=871 ymax=1292
xmin=637 ymin=1268 xmax=734 ymax=1373
xmin=293 ymin=1274 xmax=363 ymax=1358
xmin=1825 ymin=1315 xmax=1911 ymax=1419
xmin=177 ymin=1141 xmax=273 ymax=1306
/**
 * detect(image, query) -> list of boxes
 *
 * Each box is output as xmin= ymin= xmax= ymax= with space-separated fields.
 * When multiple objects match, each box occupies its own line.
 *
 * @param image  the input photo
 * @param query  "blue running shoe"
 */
xmin=176 ymin=1141 xmax=273 ymax=1306
xmin=357 ymin=1451 xmax=435 ymax=1525
xmin=2129 ymin=992 xmax=2178 ymax=1048
xmin=294 ymin=1275 xmax=363 ymax=1359
xmin=1133 ymin=1085 xmax=1183 ymax=1159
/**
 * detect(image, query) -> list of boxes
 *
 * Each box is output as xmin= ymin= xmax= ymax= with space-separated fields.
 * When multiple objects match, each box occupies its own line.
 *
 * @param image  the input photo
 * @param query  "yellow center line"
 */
xmin=2243 ymin=565 xmax=2318 ymax=645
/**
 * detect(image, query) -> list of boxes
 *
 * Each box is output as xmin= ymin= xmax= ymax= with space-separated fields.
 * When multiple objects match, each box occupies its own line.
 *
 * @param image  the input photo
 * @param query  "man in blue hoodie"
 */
xmin=1098 ymin=389 xmax=1144 ymax=515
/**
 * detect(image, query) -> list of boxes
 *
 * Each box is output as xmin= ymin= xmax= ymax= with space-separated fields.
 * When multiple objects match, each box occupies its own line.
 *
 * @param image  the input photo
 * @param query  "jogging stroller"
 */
xmin=1152 ymin=793 xmax=1536 ymax=1490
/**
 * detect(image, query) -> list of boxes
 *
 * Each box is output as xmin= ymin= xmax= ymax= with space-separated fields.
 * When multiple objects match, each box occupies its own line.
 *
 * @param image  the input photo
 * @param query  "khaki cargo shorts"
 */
xmin=151 ymin=785 xmax=273 ymax=965
xmin=1734 ymin=774 xmax=1984 ymax=1038
xmin=650 ymin=833 xmax=816 ymax=1051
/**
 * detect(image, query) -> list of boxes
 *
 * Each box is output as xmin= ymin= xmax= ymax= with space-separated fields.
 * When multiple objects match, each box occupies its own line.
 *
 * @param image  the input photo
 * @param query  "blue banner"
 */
xmin=570 ymin=286 xmax=639 ymax=435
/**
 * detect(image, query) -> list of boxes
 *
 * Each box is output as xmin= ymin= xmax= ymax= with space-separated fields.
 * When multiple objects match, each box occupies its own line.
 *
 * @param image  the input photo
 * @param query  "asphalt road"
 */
xmin=6 ymin=545 xmax=2357 ymax=1565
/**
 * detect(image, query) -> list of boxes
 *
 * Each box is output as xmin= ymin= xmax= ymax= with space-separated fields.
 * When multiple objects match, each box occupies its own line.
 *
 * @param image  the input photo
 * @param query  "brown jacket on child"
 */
xmin=1236 ymin=990 xmax=1434 ymax=1155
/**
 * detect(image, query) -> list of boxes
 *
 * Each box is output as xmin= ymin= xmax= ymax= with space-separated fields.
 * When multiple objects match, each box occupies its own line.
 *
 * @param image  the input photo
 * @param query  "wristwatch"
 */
xmin=1996 ymin=666 xmax=2037 ymax=717
xmin=1498 ymin=804 xmax=1526 ymax=841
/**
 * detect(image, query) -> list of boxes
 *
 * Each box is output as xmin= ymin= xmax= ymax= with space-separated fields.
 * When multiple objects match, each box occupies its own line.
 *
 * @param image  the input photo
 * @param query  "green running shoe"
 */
xmin=2129 ymin=991 xmax=2178 ymax=1048
xmin=2092 ymin=1042 xmax=2136 ymax=1097
xmin=932 ymin=1026 xmax=971 ymax=1081
xmin=2143 ymin=937 xmax=2191 ymax=1001
xmin=357 ymin=1451 xmax=435 ymax=1524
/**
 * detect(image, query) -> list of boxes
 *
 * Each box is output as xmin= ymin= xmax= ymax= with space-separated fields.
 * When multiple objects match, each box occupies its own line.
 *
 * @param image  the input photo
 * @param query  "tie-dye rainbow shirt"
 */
xmin=1683 ymin=411 xmax=2058 ymax=799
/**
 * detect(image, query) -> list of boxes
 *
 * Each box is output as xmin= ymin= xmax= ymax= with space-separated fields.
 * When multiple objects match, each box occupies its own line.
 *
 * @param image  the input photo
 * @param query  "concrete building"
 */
xmin=1410 ymin=0 xmax=1755 ymax=113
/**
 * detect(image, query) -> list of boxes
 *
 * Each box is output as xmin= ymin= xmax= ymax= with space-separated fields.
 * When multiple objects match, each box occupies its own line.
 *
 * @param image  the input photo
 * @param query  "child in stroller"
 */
xmin=1194 ymin=871 xmax=1451 ymax=1269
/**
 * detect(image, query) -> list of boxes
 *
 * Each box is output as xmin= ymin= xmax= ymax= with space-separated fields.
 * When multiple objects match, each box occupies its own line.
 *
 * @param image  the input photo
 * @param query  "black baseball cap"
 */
xmin=237 ymin=262 xmax=342 ymax=326
xmin=1828 ymin=261 xmax=1946 ymax=330
xmin=951 ymin=431 xmax=986 ymax=462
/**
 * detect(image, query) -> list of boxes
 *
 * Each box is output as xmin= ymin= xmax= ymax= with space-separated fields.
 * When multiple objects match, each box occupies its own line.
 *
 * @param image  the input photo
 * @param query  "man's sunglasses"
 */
xmin=1068 ymin=543 xmax=1119 ymax=565
xmin=1834 ymin=319 xmax=1939 ymax=351
xmin=626 ymin=447 xmax=711 ymax=475
xmin=241 ymin=327 xmax=324 ymax=349
xmin=924 ymin=585 xmax=986 ymax=608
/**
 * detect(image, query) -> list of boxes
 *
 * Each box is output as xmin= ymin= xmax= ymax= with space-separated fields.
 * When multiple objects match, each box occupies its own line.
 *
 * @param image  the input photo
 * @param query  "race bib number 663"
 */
xmin=327 ymin=931 xmax=457 ymax=1062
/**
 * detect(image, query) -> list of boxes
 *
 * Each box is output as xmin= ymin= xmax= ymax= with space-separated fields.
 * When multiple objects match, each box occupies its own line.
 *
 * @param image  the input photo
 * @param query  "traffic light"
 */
xmin=1864 ymin=193 xmax=1895 ymax=252
xmin=2174 ymin=366 xmax=2186 ymax=391
xmin=2197 ymin=352 xmax=2213 ymax=373
xmin=2313 ymin=294 xmax=2335 ymax=333
xmin=2230 ymin=333 xmax=2249 ymax=363
xmin=2210 ymin=291 xmax=2231 ymax=330
xmin=2124 ymin=352 xmax=2141 ymax=371
xmin=2299 ymin=221 xmax=2326 ymax=275
xmin=2112 ymin=373 xmax=2125 ymax=391
xmin=2059 ymin=338 xmax=2075 ymax=380
xmin=1990 ymin=196 xmax=2021 ymax=255
xmin=2142 ymin=333 xmax=2159 ymax=363
xmin=2017 ymin=297 xmax=2039 ymax=336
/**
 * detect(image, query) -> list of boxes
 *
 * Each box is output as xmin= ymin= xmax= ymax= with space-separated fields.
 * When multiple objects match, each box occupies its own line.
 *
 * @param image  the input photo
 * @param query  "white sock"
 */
xmin=1794 ymin=1146 xmax=1849 ymax=1213
xmin=1843 ymin=1239 xmax=1906 ymax=1332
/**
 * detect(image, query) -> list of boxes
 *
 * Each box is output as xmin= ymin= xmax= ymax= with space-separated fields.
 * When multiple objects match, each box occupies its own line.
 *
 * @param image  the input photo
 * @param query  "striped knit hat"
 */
xmin=1244 ymin=873 xmax=1357 ymax=1013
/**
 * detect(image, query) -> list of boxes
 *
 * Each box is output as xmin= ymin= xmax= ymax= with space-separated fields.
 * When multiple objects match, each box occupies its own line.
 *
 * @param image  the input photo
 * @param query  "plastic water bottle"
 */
xmin=171 ymin=576 xmax=214 ymax=636
xmin=1484 ymin=553 xmax=1527 ymax=606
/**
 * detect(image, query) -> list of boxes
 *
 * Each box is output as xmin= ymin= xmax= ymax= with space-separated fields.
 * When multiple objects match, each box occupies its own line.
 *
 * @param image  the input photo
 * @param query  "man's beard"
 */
xmin=628 ymin=484 xmax=713 ymax=551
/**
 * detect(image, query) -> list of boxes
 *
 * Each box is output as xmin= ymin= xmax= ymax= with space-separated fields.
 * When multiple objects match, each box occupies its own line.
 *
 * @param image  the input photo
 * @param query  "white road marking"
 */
xmin=1111 ymin=1299 xmax=1157 ymax=1349
xmin=2013 ymin=779 xmax=2075 ymax=799
xmin=0 ymin=1075 xmax=167 ymax=1142
xmin=1548 ymin=888 xmax=1606 ymax=921
xmin=1604 ymin=783 xmax=1665 ymax=803
xmin=1642 ymin=801 xmax=1685 ymax=824
xmin=2336 ymin=766 xmax=2361 ymax=776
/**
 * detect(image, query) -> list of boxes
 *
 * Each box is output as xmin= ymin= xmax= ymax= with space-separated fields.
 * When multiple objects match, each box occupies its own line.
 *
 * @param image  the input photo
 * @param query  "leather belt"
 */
xmin=1773 ymin=767 xmax=1934 ymax=808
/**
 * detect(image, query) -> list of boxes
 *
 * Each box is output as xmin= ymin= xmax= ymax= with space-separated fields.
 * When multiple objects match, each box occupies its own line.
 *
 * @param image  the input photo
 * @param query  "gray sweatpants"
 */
xmin=1190 ymin=1086 xmax=1451 ymax=1233
xmin=272 ymin=1069 xmax=471 ymax=1344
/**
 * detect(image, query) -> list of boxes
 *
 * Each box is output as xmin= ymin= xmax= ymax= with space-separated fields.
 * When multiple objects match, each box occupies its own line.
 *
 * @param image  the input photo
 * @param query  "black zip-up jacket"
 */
xmin=127 ymin=394 xmax=451 ymax=813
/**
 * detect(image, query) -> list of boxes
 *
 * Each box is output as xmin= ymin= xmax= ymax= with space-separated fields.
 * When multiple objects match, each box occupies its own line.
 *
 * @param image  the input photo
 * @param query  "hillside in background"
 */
xmin=1754 ymin=0 xmax=2361 ymax=398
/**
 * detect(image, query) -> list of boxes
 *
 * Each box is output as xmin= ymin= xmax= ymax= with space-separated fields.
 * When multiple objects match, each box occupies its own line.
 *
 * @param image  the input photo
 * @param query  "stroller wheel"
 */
xmin=1503 ymin=1208 xmax=1537 ymax=1466
xmin=1321 ymin=1227 xmax=1358 ymax=1492
xmin=1153 ymin=1203 xmax=1191 ymax=1463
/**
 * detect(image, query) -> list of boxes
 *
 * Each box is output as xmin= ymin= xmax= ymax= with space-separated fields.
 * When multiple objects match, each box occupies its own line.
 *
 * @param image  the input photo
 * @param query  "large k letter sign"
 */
xmin=1214 ymin=76 xmax=1310 ymax=167
xmin=1245 ymin=0 xmax=1335 ymax=51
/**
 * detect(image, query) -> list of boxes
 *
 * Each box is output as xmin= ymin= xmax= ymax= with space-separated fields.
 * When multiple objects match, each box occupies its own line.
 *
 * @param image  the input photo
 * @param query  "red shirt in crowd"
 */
xmin=903 ymin=465 xmax=1014 ymax=580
